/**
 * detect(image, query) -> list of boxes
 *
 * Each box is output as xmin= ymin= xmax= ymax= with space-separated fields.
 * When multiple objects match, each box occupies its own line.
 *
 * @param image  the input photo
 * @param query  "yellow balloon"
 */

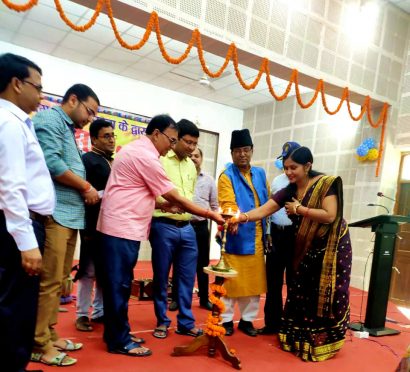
xmin=356 ymin=154 xmax=368 ymax=162
xmin=367 ymin=148 xmax=379 ymax=161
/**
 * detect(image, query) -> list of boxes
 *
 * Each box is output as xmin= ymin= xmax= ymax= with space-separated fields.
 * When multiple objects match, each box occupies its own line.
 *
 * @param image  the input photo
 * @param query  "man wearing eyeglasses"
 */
xmin=96 ymin=115 xmax=224 ymax=357
xmin=0 ymin=53 xmax=55 ymax=372
xmin=74 ymin=119 xmax=116 ymax=333
xmin=150 ymin=119 xmax=204 ymax=339
xmin=31 ymin=84 xmax=100 ymax=366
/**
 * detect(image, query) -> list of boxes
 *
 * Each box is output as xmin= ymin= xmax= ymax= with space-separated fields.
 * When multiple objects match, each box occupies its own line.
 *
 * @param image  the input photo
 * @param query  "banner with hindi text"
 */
xmin=37 ymin=94 xmax=150 ymax=153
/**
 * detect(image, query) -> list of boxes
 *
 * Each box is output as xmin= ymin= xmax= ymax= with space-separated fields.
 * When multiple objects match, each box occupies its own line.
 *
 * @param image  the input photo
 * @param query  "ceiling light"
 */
xmin=343 ymin=1 xmax=379 ymax=48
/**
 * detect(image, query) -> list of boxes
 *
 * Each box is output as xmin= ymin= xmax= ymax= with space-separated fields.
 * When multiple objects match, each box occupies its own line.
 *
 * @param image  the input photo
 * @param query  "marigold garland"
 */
xmin=205 ymin=283 xmax=228 ymax=337
xmin=2 ymin=0 xmax=389 ymax=176
xmin=2 ymin=0 xmax=37 ymax=12
xmin=55 ymin=0 xmax=103 ymax=32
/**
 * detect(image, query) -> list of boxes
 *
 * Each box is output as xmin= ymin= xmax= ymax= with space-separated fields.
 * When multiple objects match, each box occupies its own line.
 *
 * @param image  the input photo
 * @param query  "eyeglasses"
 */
xmin=98 ymin=134 xmax=117 ymax=140
xmin=22 ymin=80 xmax=42 ymax=93
xmin=161 ymin=131 xmax=177 ymax=145
xmin=232 ymin=147 xmax=252 ymax=155
xmin=79 ymin=101 xmax=97 ymax=118
xmin=180 ymin=137 xmax=198 ymax=147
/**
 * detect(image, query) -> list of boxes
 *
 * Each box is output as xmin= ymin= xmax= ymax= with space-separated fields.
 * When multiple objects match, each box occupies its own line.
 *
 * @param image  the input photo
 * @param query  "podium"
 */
xmin=349 ymin=215 xmax=410 ymax=336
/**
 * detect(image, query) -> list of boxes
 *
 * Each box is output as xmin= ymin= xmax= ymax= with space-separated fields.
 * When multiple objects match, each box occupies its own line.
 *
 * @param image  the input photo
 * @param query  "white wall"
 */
xmin=0 ymin=41 xmax=243 ymax=260
xmin=242 ymin=93 xmax=405 ymax=291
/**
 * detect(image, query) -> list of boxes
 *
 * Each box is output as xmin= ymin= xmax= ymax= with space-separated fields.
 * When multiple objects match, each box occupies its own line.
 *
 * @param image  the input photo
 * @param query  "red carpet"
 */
xmin=27 ymin=261 xmax=410 ymax=372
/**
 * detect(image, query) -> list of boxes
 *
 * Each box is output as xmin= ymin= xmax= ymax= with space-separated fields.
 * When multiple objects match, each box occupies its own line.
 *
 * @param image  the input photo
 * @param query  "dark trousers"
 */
xmin=264 ymin=223 xmax=294 ymax=331
xmin=150 ymin=220 xmax=197 ymax=330
xmin=0 ymin=211 xmax=45 ymax=372
xmin=99 ymin=233 xmax=140 ymax=351
xmin=192 ymin=220 xmax=210 ymax=304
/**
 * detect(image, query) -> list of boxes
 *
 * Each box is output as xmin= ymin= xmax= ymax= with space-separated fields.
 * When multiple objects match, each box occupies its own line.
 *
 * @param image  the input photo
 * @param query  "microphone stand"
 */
xmin=377 ymin=193 xmax=396 ymax=202
xmin=367 ymin=203 xmax=390 ymax=214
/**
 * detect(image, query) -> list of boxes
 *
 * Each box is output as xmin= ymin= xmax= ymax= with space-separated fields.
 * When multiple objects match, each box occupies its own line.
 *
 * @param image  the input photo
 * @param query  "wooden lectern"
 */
xmin=349 ymin=215 xmax=410 ymax=336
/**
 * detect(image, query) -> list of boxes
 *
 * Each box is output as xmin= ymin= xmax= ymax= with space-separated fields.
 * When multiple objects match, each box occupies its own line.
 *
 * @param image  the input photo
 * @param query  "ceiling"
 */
xmin=3 ymin=1 xmax=407 ymax=109
xmin=0 ymin=0 xmax=314 ymax=110
xmin=387 ymin=0 xmax=410 ymax=14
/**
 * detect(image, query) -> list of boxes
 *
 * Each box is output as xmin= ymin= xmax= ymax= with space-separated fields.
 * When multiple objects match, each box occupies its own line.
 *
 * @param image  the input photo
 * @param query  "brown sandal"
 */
xmin=76 ymin=316 xmax=93 ymax=332
xmin=153 ymin=325 xmax=168 ymax=339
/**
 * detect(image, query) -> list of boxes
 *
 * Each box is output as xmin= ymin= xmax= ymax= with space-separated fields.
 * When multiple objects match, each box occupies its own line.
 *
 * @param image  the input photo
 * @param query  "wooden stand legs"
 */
xmin=172 ymin=334 xmax=241 ymax=370
xmin=172 ymin=275 xmax=241 ymax=370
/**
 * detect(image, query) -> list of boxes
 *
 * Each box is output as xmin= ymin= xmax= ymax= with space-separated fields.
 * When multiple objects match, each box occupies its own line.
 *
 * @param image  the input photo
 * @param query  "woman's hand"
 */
xmin=227 ymin=213 xmax=246 ymax=234
xmin=285 ymin=197 xmax=301 ymax=216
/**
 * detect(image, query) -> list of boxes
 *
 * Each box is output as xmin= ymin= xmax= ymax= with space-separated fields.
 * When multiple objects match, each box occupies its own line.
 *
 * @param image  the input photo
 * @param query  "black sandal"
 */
xmin=175 ymin=327 xmax=203 ymax=337
xmin=130 ymin=335 xmax=146 ymax=344
xmin=109 ymin=341 xmax=152 ymax=357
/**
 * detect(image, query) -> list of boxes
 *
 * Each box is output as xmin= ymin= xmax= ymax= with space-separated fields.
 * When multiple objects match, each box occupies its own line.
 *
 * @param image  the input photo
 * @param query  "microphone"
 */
xmin=367 ymin=203 xmax=389 ymax=214
xmin=377 ymin=192 xmax=396 ymax=202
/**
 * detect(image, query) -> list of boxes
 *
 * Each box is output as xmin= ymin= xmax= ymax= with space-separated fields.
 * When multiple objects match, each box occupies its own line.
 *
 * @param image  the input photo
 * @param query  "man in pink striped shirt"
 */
xmin=97 ymin=114 xmax=223 ymax=357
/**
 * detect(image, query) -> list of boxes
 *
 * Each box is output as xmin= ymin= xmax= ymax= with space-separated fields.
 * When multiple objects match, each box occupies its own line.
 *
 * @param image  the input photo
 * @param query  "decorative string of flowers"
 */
xmin=2 ymin=0 xmax=37 ymax=12
xmin=205 ymin=283 xmax=227 ymax=338
xmin=2 ymin=0 xmax=389 ymax=176
xmin=54 ymin=0 xmax=103 ymax=32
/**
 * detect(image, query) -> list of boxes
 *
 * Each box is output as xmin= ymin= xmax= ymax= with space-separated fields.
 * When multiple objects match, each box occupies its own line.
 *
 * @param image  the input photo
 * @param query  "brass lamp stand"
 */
xmin=211 ymin=211 xmax=236 ymax=273
xmin=172 ymin=212 xmax=241 ymax=370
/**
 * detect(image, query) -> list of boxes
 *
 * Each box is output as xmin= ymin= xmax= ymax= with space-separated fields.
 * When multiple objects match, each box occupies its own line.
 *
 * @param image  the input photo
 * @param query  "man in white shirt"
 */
xmin=258 ymin=153 xmax=297 ymax=335
xmin=0 ymin=53 xmax=55 ymax=371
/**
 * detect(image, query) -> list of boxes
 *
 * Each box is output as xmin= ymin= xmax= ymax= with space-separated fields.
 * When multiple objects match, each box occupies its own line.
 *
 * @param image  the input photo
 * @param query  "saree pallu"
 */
xmin=279 ymin=176 xmax=352 ymax=361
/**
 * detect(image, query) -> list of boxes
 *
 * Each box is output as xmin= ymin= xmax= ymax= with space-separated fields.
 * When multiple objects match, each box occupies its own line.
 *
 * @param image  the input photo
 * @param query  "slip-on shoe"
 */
xmin=222 ymin=321 xmax=234 ymax=336
xmin=238 ymin=319 xmax=257 ymax=337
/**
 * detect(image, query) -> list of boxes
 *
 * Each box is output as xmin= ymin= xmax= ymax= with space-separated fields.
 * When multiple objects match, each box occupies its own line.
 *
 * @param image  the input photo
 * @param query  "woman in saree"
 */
xmin=230 ymin=141 xmax=352 ymax=362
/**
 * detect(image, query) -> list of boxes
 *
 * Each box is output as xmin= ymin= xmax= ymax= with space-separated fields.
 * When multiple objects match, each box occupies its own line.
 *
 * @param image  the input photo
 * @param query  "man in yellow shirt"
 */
xmin=218 ymin=129 xmax=268 ymax=337
xmin=150 ymin=119 xmax=203 ymax=339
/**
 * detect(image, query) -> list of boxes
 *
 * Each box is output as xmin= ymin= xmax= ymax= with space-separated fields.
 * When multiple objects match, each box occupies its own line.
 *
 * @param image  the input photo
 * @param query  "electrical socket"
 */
xmin=353 ymin=331 xmax=369 ymax=338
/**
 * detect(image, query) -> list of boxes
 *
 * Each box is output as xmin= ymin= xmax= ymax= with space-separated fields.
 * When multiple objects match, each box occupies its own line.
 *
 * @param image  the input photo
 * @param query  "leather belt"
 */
xmin=153 ymin=217 xmax=190 ymax=228
xmin=190 ymin=219 xmax=208 ymax=226
xmin=29 ymin=210 xmax=50 ymax=224
xmin=271 ymin=223 xmax=292 ymax=230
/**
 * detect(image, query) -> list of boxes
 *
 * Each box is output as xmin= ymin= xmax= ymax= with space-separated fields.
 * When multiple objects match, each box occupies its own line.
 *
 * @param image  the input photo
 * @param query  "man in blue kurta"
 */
xmin=218 ymin=129 xmax=268 ymax=337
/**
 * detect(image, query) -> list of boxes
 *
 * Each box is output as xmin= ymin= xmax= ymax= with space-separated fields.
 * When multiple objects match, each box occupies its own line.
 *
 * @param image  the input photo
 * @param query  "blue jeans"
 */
xmin=99 ymin=233 xmax=140 ymax=351
xmin=150 ymin=220 xmax=198 ymax=330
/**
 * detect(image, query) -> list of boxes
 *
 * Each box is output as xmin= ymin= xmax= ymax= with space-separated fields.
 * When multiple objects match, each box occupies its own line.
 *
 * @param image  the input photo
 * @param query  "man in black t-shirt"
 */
xmin=75 ymin=119 xmax=115 ymax=332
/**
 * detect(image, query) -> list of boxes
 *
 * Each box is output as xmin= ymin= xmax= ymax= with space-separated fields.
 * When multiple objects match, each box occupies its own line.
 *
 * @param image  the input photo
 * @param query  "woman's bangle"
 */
xmin=204 ymin=209 xmax=210 ymax=219
xmin=242 ymin=212 xmax=250 ymax=223
xmin=294 ymin=204 xmax=302 ymax=215
xmin=82 ymin=181 xmax=92 ymax=193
